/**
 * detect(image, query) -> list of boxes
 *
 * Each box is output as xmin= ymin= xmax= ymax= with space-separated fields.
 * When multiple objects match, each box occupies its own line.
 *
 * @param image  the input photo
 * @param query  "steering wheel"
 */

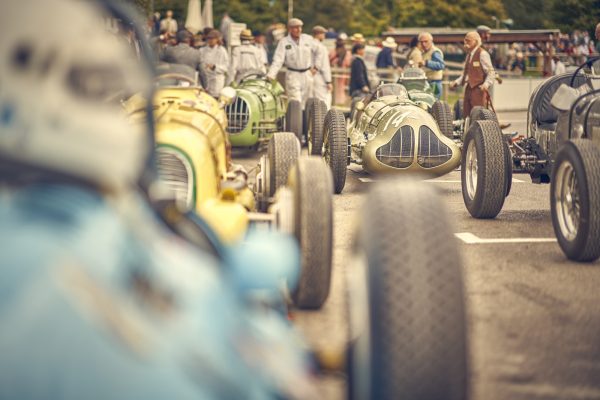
xmin=569 ymin=56 xmax=600 ymax=87
xmin=239 ymin=72 xmax=267 ymax=82
xmin=155 ymin=73 xmax=197 ymax=86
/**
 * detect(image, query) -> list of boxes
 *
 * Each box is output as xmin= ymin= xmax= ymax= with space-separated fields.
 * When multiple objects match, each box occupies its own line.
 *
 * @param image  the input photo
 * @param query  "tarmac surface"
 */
xmin=234 ymin=111 xmax=600 ymax=400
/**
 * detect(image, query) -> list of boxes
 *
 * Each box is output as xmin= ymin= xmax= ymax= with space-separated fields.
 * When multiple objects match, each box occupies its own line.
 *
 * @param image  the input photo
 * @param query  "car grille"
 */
xmin=156 ymin=147 xmax=194 ymax=209
xmin=226 ymin=97 xmax=250 ymax=134
xmin=417 ymin=125 xmax=452 ymax=168
xmin=375 ymin=125 xmax=414 ymax=168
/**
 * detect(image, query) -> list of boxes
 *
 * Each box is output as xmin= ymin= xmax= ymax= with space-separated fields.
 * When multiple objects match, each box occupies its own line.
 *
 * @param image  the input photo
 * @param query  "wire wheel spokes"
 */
xmin=556 ymin=161 xmax=581 ymax=241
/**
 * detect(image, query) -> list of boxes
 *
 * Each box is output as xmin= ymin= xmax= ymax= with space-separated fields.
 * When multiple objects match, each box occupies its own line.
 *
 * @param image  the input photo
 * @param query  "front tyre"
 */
xmin=289 ymin=157 xmax=333 ymax=309
xmin=461 ymin=120 xmax=507 ymax=218
xmin=306 ymin=98 xmax=327 ymax=155
xmin=268 ymin=132 xmax=300 ymax=197
xmin=551 ymin=139 xmax=600 ymax=262
xmin=350 ymin=180 xmax=468 ymax=400
xmin=432 ymin=100 xmax=453 ymax=138
xmin=285 ymin=99 xmax=303 ymax=143
xmin=323 ymin=109 xmax=348 ymax=194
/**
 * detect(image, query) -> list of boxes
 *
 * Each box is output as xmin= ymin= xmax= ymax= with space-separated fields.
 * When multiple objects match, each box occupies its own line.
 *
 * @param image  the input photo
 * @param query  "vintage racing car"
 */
xmin=317 ymin=82 xmax=509 ymax=216
xmin=125 ymin=69 xmax=333 ymax=309
xmin=225 ymin=73 xmax=303 ymax=149
xmin=508 ymin=57 xmax=600 ymax=261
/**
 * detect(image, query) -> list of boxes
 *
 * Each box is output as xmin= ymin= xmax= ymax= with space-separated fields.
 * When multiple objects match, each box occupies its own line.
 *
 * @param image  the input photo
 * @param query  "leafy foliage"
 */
xmin=123 ymin=0 xmax=599 ymax=38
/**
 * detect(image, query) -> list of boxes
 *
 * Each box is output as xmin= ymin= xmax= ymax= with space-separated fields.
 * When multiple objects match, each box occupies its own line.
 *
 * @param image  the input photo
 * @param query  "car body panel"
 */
xmin=349 ymin=89 xmax=461 ymax=176
xmin=227 ymin=78 xmax=286 ymax=147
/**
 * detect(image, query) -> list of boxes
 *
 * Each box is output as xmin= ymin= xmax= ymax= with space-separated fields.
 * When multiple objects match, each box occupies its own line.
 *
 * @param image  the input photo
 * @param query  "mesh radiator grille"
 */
xmin=417 ymin=125 xmax=452 ymax=168
xmin=375 ymin=125 xmax=414 ymax=168
xmin=156 ymin=148 xmax=194 ymax=209
xmin=226 ymin=97 xmax=250 ymax=134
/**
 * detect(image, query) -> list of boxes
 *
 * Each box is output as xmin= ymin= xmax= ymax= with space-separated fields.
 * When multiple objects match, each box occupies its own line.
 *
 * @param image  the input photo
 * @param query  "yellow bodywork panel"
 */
xmin=125 ymin=87 xmax=252 ymax=244
xmin=199 ymin=198 xmax=249 ymax=243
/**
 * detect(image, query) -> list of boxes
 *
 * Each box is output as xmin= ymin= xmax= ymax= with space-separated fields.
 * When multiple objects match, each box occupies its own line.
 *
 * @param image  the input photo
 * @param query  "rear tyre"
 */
xmin=350 ymin=180 xmax=467 ymax=400
xmin=461 ymin=120 xmax=507 ymax=218
xmin=306 ymin=98 xmax=327 ymax=155
xmin=503 ymin=141 xmax=513 ymax=197
xmin=323 ymin=109 xmax=348 ymax=194
xmin=470 ymin=106 xmax=498 ymax=124
xmin=286 ymin=99 xmax=303 ymax=143
xmin=454 ymin=99 xmax=464 ymax=120
xmin=268 ymin=132 xmax=300 ymax=197
xmin=551 ymin=139 xmax=600 ymax=262
xmin=432 ymin=100 xmax=454 ymax=138
xmin=290 ymin=157 xmax=333 ymax=309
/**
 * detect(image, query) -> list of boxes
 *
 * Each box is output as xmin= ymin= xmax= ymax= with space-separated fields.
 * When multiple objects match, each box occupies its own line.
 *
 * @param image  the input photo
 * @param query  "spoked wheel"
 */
xmin=432 ymin=100 xmax=453 ymax=138
xmin=551 ymin=139 xmax=600 ymax=262
xmin=285 ymin=99 xmax=303 ymax=143
xmin=306 ymin=98 xmax=327 ymax=155
xmin=289 ymin=157 xmax=333 ymax=309
xmin=349 ymin=179 xmax=468 ymax=400
xmin=461 ymin=120 xmax=508 ymax=218
xmin=323 ymin=109 xmax=348 ymax=194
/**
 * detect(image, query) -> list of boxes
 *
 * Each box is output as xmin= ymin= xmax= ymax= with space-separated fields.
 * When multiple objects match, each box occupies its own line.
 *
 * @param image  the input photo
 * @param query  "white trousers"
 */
xmin=285 ymin=70 xmax=313 ymax=109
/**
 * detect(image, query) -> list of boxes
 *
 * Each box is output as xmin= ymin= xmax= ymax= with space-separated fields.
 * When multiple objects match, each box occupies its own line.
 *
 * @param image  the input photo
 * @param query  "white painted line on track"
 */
xmin=359 ymin=177 xmax=526 ymax=184
xmin=455 ymin=232 xmax=557 ymax=244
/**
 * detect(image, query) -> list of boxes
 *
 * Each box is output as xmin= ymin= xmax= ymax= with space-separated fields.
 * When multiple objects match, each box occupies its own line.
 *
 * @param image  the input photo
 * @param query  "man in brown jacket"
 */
xmin=450 ymin=31 xmax=496 ymax=118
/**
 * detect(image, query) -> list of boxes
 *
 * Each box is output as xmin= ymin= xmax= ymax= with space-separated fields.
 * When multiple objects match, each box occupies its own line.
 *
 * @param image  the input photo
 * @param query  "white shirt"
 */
xmin=230 ymin=42 xmax=266 ymax=82
xmin=159 ymin=17 xmax=178 ymax=35
xmin=201 ymin=45 xmax=229 ymax=75
xmin=267 ymin=33 xmax=317 ymax=79
xmin=314 ymin=40 xmax=332 ymax=84
xmin=454 ymin=46 xmax=496 ymax=90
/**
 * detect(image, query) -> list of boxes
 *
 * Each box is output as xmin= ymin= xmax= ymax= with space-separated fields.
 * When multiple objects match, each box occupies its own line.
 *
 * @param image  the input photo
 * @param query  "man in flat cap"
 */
xmin=450 ymin=31 xmax=497 ymax=118
xmin=477 ymin=25 xmax=492 ymax=46
xmin=312 ymin=25 xmax=333 ymax=108
xmin=267 ymin=18 xmax=319 ymax=108
xmin=201 ymin=29 xmax=229 ymax=97
xmin=229 ymin=29 xmax=266 ymax=83
xmin=161 ymin=30 xmax=202 ymax=72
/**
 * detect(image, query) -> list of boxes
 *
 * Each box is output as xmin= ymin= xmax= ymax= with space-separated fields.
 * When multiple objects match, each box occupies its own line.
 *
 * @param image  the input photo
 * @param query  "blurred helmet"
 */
xmin=0 ymin=0 xmax=152 ymax=190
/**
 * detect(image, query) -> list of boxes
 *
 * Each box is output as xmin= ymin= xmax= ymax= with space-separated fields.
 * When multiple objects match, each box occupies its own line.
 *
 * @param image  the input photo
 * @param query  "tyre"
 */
xmin=503 ymin=140 xmax=513 ymax=197
xmin=289 ymin=157 xmax=333 ymax=309
xmin=551 ymin=139 xmax=600 ymax=262
xmin=268 ymin=131 xmax=300 ymax=197
xmin=350 ymin=180 xmax=467 ymax=400
xmin=323 ymin=109 xmax=347 ymax=194
xmin=469 ymin=106 xmax=498 ymax=124
xmin=306 ymin=98 xmax=327 ymax=155
xmin=461 ymin=120 xmax=507 ymax=218
xmin=454 ymin=99 xmax=464 ymax=120
xmin=285 ymin=99 xmax=303 ymax=142
xmin=432 ymin=100 xmax=453 ymax=138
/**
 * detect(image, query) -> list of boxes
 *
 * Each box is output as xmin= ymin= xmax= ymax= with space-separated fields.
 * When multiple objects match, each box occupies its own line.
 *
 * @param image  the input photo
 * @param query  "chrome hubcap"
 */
xmin=555 ymin=161 xmax=580 ymax=241
xmin=465 ymin=140 xmax=478 ymax=199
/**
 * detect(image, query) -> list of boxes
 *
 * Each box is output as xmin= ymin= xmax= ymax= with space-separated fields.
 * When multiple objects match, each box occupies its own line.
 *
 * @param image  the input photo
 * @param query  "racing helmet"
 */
xmin=0 ymin=0 xmax=153 ymax=190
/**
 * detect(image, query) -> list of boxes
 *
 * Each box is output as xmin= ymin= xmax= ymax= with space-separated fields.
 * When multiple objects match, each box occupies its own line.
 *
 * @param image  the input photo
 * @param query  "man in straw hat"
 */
xmin=418 ymin=31 xmax=445 ymax=99
xmin=229 ymin=29 xmax=266 ymax=83
xmin=268 ymin=17 xmax=319 ymax=108
xmin=201 ymin=29 xmax=229 ymax=97
xmin=450 ymin=31 xmax=497 ymax=118
xmin=312 ymin=25 xmax=333 ymax=108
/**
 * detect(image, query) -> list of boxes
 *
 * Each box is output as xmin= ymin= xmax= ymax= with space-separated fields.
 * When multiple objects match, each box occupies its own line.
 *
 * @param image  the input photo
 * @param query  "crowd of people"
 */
xmin=145 ymin=10 xmax=600 ymax=109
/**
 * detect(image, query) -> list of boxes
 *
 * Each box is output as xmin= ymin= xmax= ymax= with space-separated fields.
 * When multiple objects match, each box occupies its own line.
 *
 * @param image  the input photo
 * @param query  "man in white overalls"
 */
xmin=267 ymin=18 xmax=317 ymax=108
xmin=201 ymin=30 xmax=229 ymax=97
xmin=229 ymin=29 xmax=266 ymax=84
xmin=312 ymin=25 xmax=333 ymax=108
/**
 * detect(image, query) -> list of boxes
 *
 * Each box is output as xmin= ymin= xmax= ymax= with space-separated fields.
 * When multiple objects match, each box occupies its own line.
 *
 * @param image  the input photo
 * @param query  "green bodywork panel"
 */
xmin=226 ymin=78 xmax=287 ymax=147
xmin=397 ymin=69 xmax=436 ymax=109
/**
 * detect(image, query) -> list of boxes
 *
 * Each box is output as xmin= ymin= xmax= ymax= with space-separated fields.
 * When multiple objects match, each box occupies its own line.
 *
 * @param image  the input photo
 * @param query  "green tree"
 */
xmin=501 ymin=0 xmax=552 ymax=29
xmin=549 ymin=0 xmax=600 ymax=36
